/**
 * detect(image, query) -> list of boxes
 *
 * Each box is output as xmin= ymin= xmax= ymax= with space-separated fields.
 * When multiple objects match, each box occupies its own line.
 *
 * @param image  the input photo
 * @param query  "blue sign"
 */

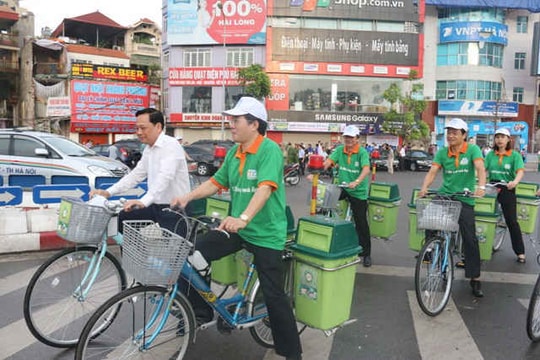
xmin=440 ymin=21 xmax=508 ymax=45
xmin=0 ymin=186 xmax=23 ymax=206
xmin=33 ymin=184 xmax=91 ymax=204
xmin=97 ymin=183 xmax=148 ymax=200
xmin=438 ymin=100 xmax=518 ymax=117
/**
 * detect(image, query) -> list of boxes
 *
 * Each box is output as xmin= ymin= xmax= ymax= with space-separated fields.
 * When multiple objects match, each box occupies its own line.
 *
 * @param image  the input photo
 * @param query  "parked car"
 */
xmin=90 ymin=144 xmax=112 ymax=157
xmin=372 ymin=150 xmax=399 ymax=171
xmin=184 ymin=145 xmax=219 ymax=176
xmin=0 ymin=129 xmax=130 ymax=187
xmin=112 ymin=139 xmax=143 ymax=169
xmin=190 ymin=139 xmax=235 ymax=150
xmin=404 ymin=150 xmax=433 ymax=171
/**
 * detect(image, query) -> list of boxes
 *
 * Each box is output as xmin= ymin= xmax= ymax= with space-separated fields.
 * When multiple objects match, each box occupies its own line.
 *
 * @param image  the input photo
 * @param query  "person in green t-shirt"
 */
xmin=324 ymin=125 xmax=372 ymax=266
xmin=485 ymin=127 xmax=526 ymax=263
xmin=419 ymin=118 xmax=487 ymax=298
xmin=171 ymin=97 xmax=302 ymax=360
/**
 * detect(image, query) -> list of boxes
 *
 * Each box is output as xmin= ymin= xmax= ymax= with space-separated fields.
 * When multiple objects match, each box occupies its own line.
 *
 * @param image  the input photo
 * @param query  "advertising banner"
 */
xmin=271 ymin=0 xmax=419 ymax=22
xmin=167 ymin=0 xmax=267 ymax=45
xmin=71 ymin=63 xmax=148 ymax=82
xmin=70 ymin=80 xmax=150 ymax=133
xmin=438 ymin=100 xmax=518 ymax=117
xmin=271 ymin=28 xmax=418 ymax=65
xmin=267 ymin=74 xmax=290 ymax=110
xmin=46 ymin=96 xmax=71 ymax=117
xmin=439 ymin=21 xmax=508 ymax=45
xmin=168 ymin=67 xmax=241 ymax=86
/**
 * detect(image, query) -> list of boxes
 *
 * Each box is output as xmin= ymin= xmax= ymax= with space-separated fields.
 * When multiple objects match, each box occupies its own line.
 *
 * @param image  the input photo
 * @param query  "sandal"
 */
xmin=517 ymin=257 xmax=526 ymax=264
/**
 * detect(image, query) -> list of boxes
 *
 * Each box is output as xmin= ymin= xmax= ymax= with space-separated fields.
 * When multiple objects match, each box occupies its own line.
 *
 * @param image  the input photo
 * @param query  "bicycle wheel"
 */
xmin=23 ymin=246 xmax=126 ymax=348
xmin=76 ymin=285 xmax=195 ymax=360
xmin=492 ymin=220 xmax=507 ymax=252
xmin=527 ymin=273 xmax=540 ymax=341
xmin=415 ymin=236 xmax=454 ymax=316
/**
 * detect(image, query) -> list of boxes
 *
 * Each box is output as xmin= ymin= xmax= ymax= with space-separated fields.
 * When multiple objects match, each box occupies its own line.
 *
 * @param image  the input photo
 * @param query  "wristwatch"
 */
xmin=239 ymin=214 xmax=250 ymax=223
xmin=478 ymin=186 xmax=486 ymax=190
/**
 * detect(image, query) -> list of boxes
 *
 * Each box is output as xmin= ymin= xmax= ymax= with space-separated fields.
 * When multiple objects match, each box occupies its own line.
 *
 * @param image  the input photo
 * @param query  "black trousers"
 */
xmin=341 ymin=191 xmax=371 ymax=256
xmin=497 ymin=187 xmax=525 ymax=255
xmin=458 ymin=203 xmax=481 ymax=279
xmin=179 ymin=231 xmax=302 ymax=358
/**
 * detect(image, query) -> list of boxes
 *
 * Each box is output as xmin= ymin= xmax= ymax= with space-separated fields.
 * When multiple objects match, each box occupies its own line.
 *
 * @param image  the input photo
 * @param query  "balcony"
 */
xmin=0 ymin=59 xmax=18 ymax=72
xmin=132 ymin=42 xmax=159 ymax=57
xmin=0 ymin=33 xmax=18 ymax=49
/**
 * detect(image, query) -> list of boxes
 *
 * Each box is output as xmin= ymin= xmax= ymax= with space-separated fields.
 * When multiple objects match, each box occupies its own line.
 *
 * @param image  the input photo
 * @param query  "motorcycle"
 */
xmin=284 ymin=163 xmax=300 ymax=186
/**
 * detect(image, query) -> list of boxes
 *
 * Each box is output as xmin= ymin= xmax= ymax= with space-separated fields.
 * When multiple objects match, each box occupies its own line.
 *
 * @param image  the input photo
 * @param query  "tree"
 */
xmin=237 ymin=64 xmax=271 ymax=99
xmin=381 ymin=70 xmax=429 ymax=145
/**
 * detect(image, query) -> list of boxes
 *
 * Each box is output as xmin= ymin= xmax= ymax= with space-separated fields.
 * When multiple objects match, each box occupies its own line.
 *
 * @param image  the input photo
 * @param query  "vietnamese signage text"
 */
xmin=438 ymin=100 xmax=518 ymax=117
xmin=168 ymin=67 xmax=241 ymax=86
xmin=71 ymin=63 xmax=148 ymax=82
xmin=439 ymin=21 xmax=508 ymax=45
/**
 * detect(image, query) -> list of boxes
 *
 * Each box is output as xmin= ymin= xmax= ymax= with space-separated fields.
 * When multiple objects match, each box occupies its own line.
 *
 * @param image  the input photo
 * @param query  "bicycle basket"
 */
xmin=56 ymin=197 xmax=113 ymax=244
xmin=308 ymin=183 xmax=342 ymax=209
xmin=416 ymin=198 xmax=462 ymax=232
xmin=122 ymin=220 xmax=192 ymax=285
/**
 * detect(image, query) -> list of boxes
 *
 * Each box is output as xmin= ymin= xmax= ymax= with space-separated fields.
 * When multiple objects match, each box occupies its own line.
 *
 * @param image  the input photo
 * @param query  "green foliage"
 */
xmin=237 ymin=64 xmax=271 ymax=99
xmin=381 ymin=70 xmax=429 ymax=142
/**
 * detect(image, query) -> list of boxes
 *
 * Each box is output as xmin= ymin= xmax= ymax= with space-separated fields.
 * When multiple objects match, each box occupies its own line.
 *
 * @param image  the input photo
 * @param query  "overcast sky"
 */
xmin=19 ymin=0 xmax=162 ymax=36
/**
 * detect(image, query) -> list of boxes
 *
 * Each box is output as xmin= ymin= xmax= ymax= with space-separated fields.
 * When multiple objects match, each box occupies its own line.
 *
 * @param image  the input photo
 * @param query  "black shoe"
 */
xmin=363 ymin=255 xmax=372 ymax=267
xmin=470 ymin=280 xmax=484 ymax=298
xmin=455 ymin=260 xmax=465 ymax=268
xmin=286 ymin=355 xmax=302 ymax=360
xmin=422 ymin=251 xmax=432 ymax=264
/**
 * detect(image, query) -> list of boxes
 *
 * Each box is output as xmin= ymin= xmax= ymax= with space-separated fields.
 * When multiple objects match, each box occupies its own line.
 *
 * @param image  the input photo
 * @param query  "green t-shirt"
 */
xmin=484 ymin=150 xmax=524 ymax=183
xmin=432 ymin=143 xmax=483 ymax=206
xmin=328 ymin=144 xmax=370 ymax=200
xmin=212 ymin=137 xmax=287 ymax=250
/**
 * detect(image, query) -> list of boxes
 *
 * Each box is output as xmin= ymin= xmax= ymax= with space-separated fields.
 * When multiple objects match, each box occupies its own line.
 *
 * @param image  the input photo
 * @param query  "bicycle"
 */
xmin=23 ymin=196 xmax=127 ymax=348
xmin=75 ymin=209 xmax=305 ymax=359
xmin=313 ymin=180 xmax=352 ymax=220
xmin=414 ymin=190 xmax=470 ymax=316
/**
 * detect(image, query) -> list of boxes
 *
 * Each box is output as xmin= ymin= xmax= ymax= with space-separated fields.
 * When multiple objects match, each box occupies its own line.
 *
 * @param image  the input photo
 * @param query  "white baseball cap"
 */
xmin=342 ymin=125 xmax=360 ymax=137
xmin=176 ymin=136 xmax=183 ymax=140
xmin=223 ymin=97 xmax=267 ymax=122
xmin=495 ymin=128 xmax=510 ymax=137
xmin=445 ymin=118 xmax=468 ymax=132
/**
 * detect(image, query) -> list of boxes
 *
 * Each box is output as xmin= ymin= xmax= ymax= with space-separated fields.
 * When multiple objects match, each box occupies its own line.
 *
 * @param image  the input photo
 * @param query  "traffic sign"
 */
xmin=97 ymin=183 xmax=147 ymax=200
xmin=32 ymin=184 xmax=90 ymax=204
xmin=0 ymin=186 xmax=23 ymax=206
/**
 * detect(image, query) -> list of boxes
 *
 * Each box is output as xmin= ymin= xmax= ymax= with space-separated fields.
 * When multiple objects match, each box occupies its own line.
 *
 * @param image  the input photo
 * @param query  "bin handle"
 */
xmin=293 ymin=256 xmax=362 ymax=272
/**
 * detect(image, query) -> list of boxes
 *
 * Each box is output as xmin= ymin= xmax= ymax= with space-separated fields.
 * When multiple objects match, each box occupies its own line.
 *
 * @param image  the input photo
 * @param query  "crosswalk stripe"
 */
xmin=357 ymin=265 xmax=538 ymax=285
xmin=0 ymin=266 xmax=39 ymax=297
xmin=408 ymin=291 xmax=483 ymax=360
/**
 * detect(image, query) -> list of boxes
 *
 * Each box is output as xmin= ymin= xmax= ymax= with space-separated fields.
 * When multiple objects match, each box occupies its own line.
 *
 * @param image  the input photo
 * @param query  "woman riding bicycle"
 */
xmin=484 ymin=128 xmax=526 ymax=263
xmin=418 ymin=118 xmax=487 ymax=298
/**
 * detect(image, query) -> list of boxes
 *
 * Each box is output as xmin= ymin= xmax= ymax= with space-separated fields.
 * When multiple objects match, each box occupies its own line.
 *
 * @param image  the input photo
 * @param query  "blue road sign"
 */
xmin=0 ymin=186 xmax=23 ymax=206
xmin=97 ymin=183 xmax=148 ymax=200
xmin=33 ymin=184 xmax=91 ymax=204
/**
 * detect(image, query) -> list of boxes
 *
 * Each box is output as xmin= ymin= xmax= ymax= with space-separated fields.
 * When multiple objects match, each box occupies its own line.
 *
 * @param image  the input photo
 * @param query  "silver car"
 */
xmin=0 ymin=129 xmax=129 ymax=188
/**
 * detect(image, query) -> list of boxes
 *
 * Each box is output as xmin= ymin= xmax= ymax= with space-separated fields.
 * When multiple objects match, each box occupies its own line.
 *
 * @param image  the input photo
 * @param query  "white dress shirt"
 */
xmin=106 ymin=133 xmax=190 ymax=206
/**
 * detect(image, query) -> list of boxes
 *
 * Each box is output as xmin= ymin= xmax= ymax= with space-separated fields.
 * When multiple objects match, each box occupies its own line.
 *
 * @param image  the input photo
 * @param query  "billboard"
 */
xmin=167 ymin=0 xmax=267 ymax=45
xmin=168 ymin=67 xmax=241 ymax=86
xmin=71 ymin=63 xmax=148 ymax=82
xmin=270 ymin=0 xmax=419 ymax=22
xmin=270 ymin=28 xmax=418 ymax=65
xmin=439 ymin=21 xmax=508 ymax=45
xmin=70 ymin=80 xmax=150 ymax=133
xmin=438 ymin=100 xmax=519 ymax=117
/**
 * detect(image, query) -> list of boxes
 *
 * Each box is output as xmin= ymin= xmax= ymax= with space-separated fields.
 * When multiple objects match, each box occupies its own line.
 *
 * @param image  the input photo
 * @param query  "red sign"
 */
xmin=71 ymin=63 xmax=148 ymax=82
xmin=169 ymin=67 xmax=241 ymax=86
xmin=206 ymin=0 xmax=267 ymax=44
xmin=170 ymin=113 xmax=227 ymax=123
xmin=266 ymin=74 xmax=289 ymax=111
xmin=70 ymin=80 xmax=150 ymax=133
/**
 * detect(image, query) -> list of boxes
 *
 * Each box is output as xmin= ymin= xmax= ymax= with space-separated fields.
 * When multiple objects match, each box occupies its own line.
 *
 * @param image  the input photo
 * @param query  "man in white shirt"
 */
xmin=107 ymin=144 xmax=121 ymax=160
xmin=91 ymin=108 xmax=191 ymax=233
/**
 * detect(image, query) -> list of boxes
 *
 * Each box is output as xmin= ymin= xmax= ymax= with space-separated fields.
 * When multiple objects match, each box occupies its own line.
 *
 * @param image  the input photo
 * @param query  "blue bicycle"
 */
xmin=75 ymin=210 xmax=299 ymax=359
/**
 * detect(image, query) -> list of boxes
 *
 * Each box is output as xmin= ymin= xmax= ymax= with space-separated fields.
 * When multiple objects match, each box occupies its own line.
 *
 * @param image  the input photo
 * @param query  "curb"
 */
xmin=0 ymin=231 xmax=72 ymax=254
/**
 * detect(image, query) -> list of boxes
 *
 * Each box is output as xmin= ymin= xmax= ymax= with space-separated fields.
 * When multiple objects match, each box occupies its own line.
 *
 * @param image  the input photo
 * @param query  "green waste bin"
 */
xmin=295 ymin=216 xmax=360 ymax=255
xmin=475 ymin=212 xmax=498 ymax=261
xmin=368 ymin=182 xmax=401 ymax=239
xmin=235 ymin=249 xmax=258 ymax=291
xmin=292 ymin=245 xmax=359 ymax=330
xmin=516 ymin=196 xmax=540 ymax=234
xmin=408 ymin=205 xmax=424 ymax=251
xmin=206 ymin=194 xmax=237 ymax=286
xmin=516 ymin=182 xmax=539 ymax=197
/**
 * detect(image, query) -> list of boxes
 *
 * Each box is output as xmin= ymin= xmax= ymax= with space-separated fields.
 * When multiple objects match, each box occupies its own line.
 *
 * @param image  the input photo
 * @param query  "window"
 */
xmin=183 ymin=49 xmax=211 ymax=67
xmin=0 ymin=135 xmax=9 ymax=155
xmin=225 ymin=86 xmax=244 ymax=109
xmin=182 ymin=86 xmax=212 ymax=113
xmin=226 ymin=48 xmax=254 ymax=67
xmin=514 ymin=52 xmax=526 ymax=70
xmin=12 ymin=136 xmax=44 ymax=157
xmin=517 ymin=16 xmax=528 ymax=33
xmin=513 ymin=87 xmax=524 ymax=103
xmin=437 ymin=43 xmax=502 ymax=68
xmin=436 ymin=80 xmax=501 ymax=100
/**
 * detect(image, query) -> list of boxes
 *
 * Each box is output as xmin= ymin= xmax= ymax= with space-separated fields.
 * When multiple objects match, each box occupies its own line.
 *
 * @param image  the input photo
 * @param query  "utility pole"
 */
xmin=19 ymin=35 xmax=35 ymax=129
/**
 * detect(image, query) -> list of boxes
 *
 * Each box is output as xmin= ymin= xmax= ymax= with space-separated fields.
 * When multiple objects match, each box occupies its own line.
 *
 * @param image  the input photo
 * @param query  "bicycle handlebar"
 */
xmin=162 ymin=207 xmax=230 ymax=239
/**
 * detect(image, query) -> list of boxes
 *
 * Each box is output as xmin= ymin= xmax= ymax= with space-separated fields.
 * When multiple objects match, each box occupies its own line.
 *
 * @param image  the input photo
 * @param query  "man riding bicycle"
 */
xmin=418 ymin=118 xmax=486 ymax=297
xmin=172 ymin=97 xmax=302 ymax=360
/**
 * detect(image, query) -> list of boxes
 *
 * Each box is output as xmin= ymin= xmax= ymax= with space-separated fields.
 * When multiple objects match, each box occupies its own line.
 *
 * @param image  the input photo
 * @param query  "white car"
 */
xmin=0 ymin=129 xmax=130 ymax=188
